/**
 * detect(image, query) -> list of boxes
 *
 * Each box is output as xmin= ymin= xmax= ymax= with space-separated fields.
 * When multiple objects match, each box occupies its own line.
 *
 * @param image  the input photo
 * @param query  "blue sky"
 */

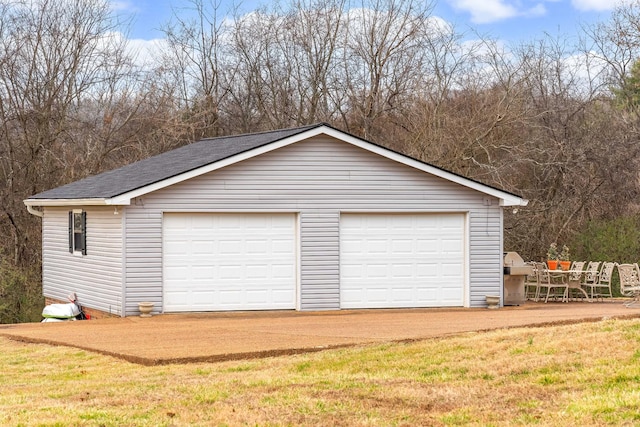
xmin=116 ymin=0 xmax=622 ymax=43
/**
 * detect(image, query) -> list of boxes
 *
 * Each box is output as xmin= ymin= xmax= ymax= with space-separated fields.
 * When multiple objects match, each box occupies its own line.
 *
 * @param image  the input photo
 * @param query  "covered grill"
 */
xmin=503 ymin=252 xmax=533 ymax=305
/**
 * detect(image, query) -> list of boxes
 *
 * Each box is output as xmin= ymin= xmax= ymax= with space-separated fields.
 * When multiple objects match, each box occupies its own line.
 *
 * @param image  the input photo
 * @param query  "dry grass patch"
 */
xmin=1 ymin=319 xmax=640 ymax=426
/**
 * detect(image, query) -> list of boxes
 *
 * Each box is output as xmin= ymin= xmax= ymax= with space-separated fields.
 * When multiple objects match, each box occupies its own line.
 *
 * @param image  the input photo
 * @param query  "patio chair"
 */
xmin=570 ymin=261 xmax=586 ymax=271
xmin=567 ymin=261 xmax=585 ymax=300
xmin=538 ymin=263 xmax=569 ymax=303
xmin=582 ymin=261 xmax=613 ymax=301
xmin=577 ymin=261 xmax=599 ymax=299
xmin=616 ymin=263 xmax=640 ymax=307
xmin=525 ymin=262 xmax=540 ymax=301
xmin=580 ymin=261 xmax=600 ymax=285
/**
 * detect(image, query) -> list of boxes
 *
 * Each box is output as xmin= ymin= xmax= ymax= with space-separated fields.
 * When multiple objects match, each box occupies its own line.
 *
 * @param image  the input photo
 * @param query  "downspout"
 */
xmin=121 ymin=208 xmax=127 ymax=317
xmin=26 ymin=204 xmax=44 ymax=218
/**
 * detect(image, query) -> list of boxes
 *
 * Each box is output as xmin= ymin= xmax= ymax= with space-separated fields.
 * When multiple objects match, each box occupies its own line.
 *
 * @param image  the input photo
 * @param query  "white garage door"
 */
xmin=163 ymin=213 xmax=297 ymax=312
xmin=340 ymin=213 xmax=465 ymax=308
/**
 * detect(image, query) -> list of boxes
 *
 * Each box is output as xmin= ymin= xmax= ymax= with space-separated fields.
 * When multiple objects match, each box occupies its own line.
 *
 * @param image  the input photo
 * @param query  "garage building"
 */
xmin=25 ymin=123 xmax=527 ymax=316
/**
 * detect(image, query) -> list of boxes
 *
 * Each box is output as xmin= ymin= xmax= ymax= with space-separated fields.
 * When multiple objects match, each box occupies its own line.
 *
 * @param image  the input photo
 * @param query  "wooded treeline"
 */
xmin=3 ymin=0 xmax=640 ymax=321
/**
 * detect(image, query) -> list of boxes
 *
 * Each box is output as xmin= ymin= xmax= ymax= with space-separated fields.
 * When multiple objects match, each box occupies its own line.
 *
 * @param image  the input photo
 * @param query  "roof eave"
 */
xmin=23 ymin=198 xmax=124 ymax=207
xmin=499 ymin=196 xmax=529 ymax=207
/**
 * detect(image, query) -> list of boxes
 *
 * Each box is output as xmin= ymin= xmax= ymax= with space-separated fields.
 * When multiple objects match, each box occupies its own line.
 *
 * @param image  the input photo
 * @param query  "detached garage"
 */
xmin=25 ymin=123 xmax=527 ymax=317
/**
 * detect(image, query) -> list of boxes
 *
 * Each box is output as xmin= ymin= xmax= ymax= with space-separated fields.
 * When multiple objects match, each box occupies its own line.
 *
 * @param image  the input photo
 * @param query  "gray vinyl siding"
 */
xmin=469 ymin=200 xmax=503 ymax=306
xmin=42 ymin=206 xmax=123 ymax=316
xmin=300 ymin=212 xmax=340 ymax=310
xmin=122 ymin=135 xmax=502 ymax=314
xmin=122 ymin=208 xmax=162 ymax=315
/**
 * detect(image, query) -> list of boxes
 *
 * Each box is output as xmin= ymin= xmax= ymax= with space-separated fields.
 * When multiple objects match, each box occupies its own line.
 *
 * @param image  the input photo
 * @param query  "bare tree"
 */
xmin=227 ymin=8 xmax=295 ymax=130
xmin=222 ymin=0 xmax=342 ymax=130
xmin=280 ymin=0 xmax=347 ymax=124
xmin=159 ymin=0 xmax=231 ymax=138
xmin=584 ymin=1 xmax=640 ymax=93
xmin=497 ymin=33 xmax=639 ymax=258
xmin=337 ymin=0 xmax=434 ymax=139
xmin=0 ymin=0 xmax=136 ymax=265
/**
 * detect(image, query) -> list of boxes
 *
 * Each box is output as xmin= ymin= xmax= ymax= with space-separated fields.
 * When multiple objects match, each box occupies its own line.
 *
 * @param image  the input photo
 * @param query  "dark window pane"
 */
xmin=74 ymin=233 xmax=84 ymax=251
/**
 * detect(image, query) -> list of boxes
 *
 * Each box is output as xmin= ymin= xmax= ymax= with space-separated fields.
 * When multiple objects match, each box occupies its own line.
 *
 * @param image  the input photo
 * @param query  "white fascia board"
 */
xmin=499 ymin=195 xmax=529 ymax=207
xmin=23 ymin=198 xmax=113 ymax=207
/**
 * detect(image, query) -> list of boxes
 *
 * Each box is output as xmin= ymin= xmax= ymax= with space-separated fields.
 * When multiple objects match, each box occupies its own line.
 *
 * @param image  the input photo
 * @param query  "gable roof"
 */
xmin=24 ymin=123 xmax=528 ymax=208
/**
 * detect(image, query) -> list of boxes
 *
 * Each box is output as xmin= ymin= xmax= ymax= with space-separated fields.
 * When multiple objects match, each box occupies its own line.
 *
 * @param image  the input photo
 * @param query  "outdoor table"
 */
xmin=549 ymin=269 xmax=591 ymax=301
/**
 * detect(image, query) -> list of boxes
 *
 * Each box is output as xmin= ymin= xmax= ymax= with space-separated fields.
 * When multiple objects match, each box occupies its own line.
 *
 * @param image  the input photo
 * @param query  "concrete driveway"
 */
xmin=1 ymin=301 xmax=639 ymax=365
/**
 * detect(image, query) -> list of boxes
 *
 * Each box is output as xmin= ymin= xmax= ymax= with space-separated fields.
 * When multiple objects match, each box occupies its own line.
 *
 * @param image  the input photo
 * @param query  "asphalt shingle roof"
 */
xmin=29 ymin=124 xmax=322 ymax=200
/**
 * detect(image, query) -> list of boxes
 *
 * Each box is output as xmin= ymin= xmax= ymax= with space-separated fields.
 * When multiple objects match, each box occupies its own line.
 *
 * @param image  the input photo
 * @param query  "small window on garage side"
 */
xmin=68 ymin=210 xmax=87 ymax=255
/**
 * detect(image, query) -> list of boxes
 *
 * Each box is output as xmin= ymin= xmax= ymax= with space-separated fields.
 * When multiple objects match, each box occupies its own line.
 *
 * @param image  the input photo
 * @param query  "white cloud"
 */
xmin=528 ymin=3 xmax=547 ymax=17
xmin=126 ymin=37 xmax=167 ymax=67
xmin=448 ymin=0 xmax=518 ymax=24
xmin=109 ymin=1 xmax=138 ymax=13
xmin=571 ymin=0 xmax=625 ymax=12
xmin=100 ymin=31 xmax=166 ymax=69
xmin=448 ymin=0 xmax=547 ymax=24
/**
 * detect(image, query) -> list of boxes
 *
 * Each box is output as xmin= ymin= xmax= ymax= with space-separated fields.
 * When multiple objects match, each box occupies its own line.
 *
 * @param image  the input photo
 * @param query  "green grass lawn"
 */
xmin=1 ymin=318 xmax=640 ymax=426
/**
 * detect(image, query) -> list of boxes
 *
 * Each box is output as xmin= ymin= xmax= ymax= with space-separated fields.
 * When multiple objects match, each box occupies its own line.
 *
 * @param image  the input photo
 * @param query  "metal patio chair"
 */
xmin=579 ymin=261 xmax=600 ymax=288
xmin=567 ymin=261 xmax=585 ymax=300
xmin=525 ymin=262 xmax=540 ymax=301
xmin=582 ymin=261 xmax=613 ymax=301
xmin=538 ymin=263 xmax=569 ymax=303
xmin=616 ymin=263 xmax=640 ymax=307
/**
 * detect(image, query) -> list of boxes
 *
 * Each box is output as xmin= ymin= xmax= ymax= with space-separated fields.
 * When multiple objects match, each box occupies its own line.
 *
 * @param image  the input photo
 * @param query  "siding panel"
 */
xmin=300 ymin=212 xmax=340 ymax=310
xmin=42 ymin=207 xmax=123 ymax=316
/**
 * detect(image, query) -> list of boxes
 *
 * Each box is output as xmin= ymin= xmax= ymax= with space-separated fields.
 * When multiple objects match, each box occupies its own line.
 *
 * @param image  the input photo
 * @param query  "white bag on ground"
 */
xmin=42 ymin=303 xmax=80 ymax=319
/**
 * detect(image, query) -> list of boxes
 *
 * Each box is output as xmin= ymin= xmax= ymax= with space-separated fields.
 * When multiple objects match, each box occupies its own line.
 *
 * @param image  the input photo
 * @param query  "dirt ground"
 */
xmin=1 ymin=301 xmax=639 ymax=365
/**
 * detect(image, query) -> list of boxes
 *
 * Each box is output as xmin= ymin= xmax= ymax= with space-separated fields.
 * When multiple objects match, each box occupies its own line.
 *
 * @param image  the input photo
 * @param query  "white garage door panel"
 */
xmin=163 ymin=213 xmax=297 ymax=312
xmin=340 ymin=213 xmax=465 ymax=308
